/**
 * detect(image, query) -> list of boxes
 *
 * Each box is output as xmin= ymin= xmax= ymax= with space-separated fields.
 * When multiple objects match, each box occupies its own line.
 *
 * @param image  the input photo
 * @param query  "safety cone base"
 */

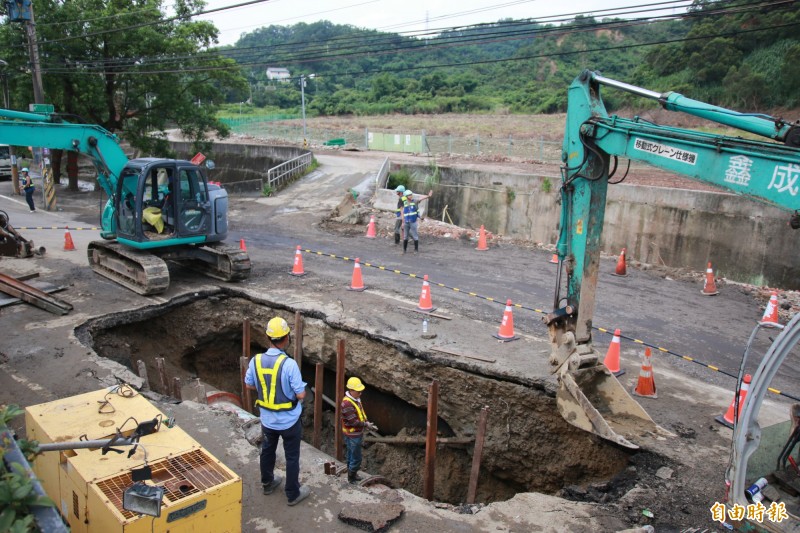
xmin=632 ymin=387 xmax=657 ymax=399
xmin=417 ymin=306 xmax=437 ymax=313
xmin=714 ymin=414 xmax=734 ymax=429
xmin=610 ymin=272 xmax=628 ymax=277
xmin=492 ymin=333 xmax=519 ymax=342
xmin=347 ymin=285 xmax=367 ymax=292
xmin=611 ymin=369 xmax=625 ymax=378
xmin=701 ymin=289 xmax=719 ymax=296
xmin=289 ymin=271 xmax=307 ymax=277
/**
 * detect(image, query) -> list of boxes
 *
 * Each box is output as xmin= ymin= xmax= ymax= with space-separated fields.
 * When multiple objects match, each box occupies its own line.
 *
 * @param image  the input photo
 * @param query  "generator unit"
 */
xmin=25 ymin=388 xmax=242 ymax=532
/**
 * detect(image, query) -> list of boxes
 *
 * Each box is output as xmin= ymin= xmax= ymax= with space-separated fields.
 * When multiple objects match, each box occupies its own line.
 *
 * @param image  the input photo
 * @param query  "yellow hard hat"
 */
xmin=346 ymin=377 xmax=365 ymax=391
xmin=266 ymin=317 xmax=290 ymax=339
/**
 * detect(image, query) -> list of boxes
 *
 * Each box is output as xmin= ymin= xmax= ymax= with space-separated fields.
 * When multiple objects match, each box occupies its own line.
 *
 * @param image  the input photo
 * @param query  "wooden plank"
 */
xmin=293 ymin=311 xmax=304 ymax=366
xmin=335 ymin=339 xmax=346 ymax=462
xmin=430 ymin=345 xmax=496 ymax=363
xmin=241 ymin=319 xmax=253 ymax=414
xmin=423 ymin=380 xmax=439 ymax=500
xmin=313 ymin=363 xmax=323 ymax=449
xmin=467 ymin=407 xmax=489 ymax=504
xmin=398 ymin=306 xmax=452 ymax=320
xmin=364 ymin=435 xmax=473 ymax=445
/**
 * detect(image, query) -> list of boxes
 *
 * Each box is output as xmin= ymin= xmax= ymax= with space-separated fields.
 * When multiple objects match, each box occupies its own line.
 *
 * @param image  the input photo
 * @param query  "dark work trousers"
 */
xmin=24 ymin=187 xmax=35 ymax=211
xmin=260 ymin=418 xmax=303 ymax=501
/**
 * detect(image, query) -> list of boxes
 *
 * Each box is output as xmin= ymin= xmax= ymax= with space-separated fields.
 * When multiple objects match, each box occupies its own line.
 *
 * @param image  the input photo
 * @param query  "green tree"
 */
xmin=0 ymin=0 xmax=246 ymax=189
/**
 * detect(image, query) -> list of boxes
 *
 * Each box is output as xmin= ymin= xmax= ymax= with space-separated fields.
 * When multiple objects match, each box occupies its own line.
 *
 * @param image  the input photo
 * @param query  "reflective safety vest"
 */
xmin=254 ymin=352 xmax=297 ymax=412
xmin=22 ymin=174 xmax=33 ymax=189
xmin=403 ymin=201 xmax=418 ymax=224
xmin=395 ymin=197 xmax=404 ymax=218
xmin=341 ymin=396 xmax=367 ymax=434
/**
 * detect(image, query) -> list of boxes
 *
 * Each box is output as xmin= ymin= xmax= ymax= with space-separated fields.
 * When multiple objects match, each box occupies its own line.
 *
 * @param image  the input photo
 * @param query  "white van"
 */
xmin=0 ymin=145 xmax=11 ymax=179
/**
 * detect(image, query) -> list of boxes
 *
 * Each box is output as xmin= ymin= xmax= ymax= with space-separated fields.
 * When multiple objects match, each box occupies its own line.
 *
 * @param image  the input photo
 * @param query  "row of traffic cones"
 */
xmin=605 ymin=326 xmax=759 ymax=426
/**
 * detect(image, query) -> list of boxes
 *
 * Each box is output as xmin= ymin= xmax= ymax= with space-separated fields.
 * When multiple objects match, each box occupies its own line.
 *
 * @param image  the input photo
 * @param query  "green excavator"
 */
xmin=0 ymin=108 xmax=250 ymax=294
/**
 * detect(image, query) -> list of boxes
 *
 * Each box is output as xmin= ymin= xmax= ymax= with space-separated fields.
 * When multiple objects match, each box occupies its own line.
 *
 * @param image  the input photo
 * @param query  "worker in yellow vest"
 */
xmin=245 ymin=317 xmax=310 ymax=506
xmin=341 ymin=376 xmax=378 ymax=484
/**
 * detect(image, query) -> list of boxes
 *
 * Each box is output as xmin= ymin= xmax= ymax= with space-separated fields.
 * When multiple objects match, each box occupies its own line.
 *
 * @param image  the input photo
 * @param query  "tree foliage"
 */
xmin=220 ymin=1 xmax=800 ymax=117
xmin=0 ymin=0 xmax=247 ymax=157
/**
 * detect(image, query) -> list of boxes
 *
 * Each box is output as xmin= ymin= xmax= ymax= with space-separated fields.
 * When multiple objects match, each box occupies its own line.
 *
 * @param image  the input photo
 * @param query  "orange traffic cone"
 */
xmin=289 ymin=245 xmax=306 ymax=276
xmin=716 ymin=374 xmax=752 ymax=428
xmin=701 ymin=262 xmax=719 ymax=296
xmin=476 ymin=225 xmax=488 ymax=251
xmin=632 ymin=348 xmax=657 ymax=398
xmin=365 ymin=215 xmax=377 ymax=238
xmin=493 ymin=299 xmax=519 ymax=342
xmin=239 ymin=239 xmax=247 ymax=251
xmin=611 ymin=248 xmax=627 ymax=277
xmin=603 ymin=328 xmax=625 ymax=377
xmin=418 ymin=274 xmax=435 ymax=312
xmin=64 ymin=227 xmax=76 ymax=251
xmin=760 ymin=291 xmax=781 ymax=327
xmin=549 ymin=253 xmax=559 ymax=264
xmin=348 ymin=258 xmax=366 ymax=291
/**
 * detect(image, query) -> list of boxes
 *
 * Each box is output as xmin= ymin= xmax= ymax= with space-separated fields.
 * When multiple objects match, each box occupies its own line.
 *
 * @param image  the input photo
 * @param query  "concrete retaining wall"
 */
xmin=395 ymin=164 xmax=800 ymax=289
xmin=169 ymin=141 xmax=308 ymax=185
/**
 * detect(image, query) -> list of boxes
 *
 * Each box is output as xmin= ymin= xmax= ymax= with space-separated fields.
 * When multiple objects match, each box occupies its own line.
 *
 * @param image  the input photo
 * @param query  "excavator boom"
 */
xmin=549 ymin=71 xmax=800 ymax=448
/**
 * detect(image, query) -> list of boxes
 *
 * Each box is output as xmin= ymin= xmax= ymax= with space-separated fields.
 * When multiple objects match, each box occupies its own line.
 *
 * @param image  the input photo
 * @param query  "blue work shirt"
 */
xmin=245 ymin=348 xmax=307 ymax=430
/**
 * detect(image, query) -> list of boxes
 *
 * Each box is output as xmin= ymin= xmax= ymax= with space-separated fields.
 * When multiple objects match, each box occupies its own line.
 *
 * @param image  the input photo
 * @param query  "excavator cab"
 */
xmin=113 ymin=159 xmax=215 ymax=247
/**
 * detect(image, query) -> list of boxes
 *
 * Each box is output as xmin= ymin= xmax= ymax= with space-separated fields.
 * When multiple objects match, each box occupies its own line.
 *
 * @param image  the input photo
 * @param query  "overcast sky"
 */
xmin=200 ymin=0 xmax=690 ymax=46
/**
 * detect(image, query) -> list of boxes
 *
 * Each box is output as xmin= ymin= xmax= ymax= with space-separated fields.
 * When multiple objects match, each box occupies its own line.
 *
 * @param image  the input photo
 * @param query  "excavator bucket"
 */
xmin=555 ymin=364 xmax=668 ymax=449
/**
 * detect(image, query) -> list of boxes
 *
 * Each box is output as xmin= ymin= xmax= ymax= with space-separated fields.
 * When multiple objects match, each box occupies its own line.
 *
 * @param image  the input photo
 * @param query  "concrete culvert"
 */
xmin=78 ymin=290 xmax=634 ymax=504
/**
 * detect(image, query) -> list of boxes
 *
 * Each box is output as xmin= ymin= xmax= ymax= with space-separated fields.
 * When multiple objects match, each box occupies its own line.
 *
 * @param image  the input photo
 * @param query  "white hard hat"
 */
xmin=21 ymin=167 xmax=29 ymax=172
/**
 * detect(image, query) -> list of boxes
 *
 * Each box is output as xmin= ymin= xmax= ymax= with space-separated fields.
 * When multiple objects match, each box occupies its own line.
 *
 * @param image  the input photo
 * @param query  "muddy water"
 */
xmin=78 ymin=292 xmax=631 ymax=504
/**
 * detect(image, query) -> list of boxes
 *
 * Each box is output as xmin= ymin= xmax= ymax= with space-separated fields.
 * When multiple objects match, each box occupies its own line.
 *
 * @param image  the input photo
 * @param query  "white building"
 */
xmin=266 ymin=68 xmax=291 ymax=82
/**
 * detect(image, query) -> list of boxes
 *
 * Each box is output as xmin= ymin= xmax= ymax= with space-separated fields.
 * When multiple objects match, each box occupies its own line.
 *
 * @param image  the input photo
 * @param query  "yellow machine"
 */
xmin=25 ymin=388 xmax=242 ymax=532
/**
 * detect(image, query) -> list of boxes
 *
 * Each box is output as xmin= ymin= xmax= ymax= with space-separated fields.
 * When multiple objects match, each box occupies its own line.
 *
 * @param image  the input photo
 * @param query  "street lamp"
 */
xmin=300 ymin=75 xmax=306 ymax=139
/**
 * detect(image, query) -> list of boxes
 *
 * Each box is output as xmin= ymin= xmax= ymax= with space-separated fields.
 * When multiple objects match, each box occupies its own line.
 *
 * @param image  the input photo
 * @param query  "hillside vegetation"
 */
xmin=221 ymin=0 xmax=800 ymax=117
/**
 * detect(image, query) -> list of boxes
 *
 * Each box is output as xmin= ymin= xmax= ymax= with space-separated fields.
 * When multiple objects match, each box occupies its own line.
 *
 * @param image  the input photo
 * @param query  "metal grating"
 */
xmin=94 ymin=449 xmax=233 ymax=520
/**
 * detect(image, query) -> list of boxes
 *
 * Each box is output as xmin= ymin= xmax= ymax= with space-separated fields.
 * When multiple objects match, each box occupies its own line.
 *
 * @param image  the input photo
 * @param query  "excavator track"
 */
xmin=87 ymin=241 xmax=170 ymax=295
xmin=176 ymin=243 xmax=252 ymax=282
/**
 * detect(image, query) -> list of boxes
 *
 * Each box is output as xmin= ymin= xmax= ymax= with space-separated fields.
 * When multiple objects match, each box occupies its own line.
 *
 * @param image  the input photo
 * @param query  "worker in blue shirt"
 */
xmin=245 ymin=317 xmax=310 ymax=506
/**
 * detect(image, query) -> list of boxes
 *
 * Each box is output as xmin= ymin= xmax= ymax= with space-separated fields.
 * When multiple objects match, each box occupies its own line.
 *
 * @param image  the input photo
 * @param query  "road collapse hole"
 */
xmin=78 ymin=292 xmax=633 ymax=504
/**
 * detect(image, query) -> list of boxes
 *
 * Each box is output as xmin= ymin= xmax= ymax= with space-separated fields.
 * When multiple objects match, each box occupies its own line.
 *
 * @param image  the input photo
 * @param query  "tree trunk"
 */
xmin=66 ymin=151 xmax=79 ymax=191
xmin=51 ymin=149 xmax=63 ymax=185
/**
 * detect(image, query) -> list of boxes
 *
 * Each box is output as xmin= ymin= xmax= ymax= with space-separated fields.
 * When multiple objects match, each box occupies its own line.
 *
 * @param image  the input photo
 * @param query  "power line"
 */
xmin=36 ymin=0 xmax=793 ymax=74
xmin=36 ymin=18 xmax=800 ymax=80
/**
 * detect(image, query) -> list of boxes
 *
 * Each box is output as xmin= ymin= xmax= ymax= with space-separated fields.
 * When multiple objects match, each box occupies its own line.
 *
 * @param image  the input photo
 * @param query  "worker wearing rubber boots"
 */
xmin=341 ymin=377 xmax=378 ymax=484
xmin=393 ymin=185 xmax=405 ymax=245
xmin=245 ymin=317 xmax=310 ymax=506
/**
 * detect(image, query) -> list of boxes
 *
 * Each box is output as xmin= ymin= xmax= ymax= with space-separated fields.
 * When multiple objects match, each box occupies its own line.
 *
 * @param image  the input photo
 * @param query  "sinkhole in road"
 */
xmin=78 ymin=291 xmax=634 ymax=504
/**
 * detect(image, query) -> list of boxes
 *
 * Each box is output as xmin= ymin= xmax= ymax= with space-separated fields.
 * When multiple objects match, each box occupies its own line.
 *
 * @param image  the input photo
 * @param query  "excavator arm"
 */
xmin=0 ymin=109 xmax=129 ymax=239
xmin=547 ymin=70 xmax=800 ymax=448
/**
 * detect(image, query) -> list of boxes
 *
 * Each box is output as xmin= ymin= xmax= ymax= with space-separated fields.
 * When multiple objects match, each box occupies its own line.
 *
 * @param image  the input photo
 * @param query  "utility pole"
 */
xmin=24 ymin=6 xmax=45 ymax=105
xmin=0 ymin=59 xmax=19 ymax=194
